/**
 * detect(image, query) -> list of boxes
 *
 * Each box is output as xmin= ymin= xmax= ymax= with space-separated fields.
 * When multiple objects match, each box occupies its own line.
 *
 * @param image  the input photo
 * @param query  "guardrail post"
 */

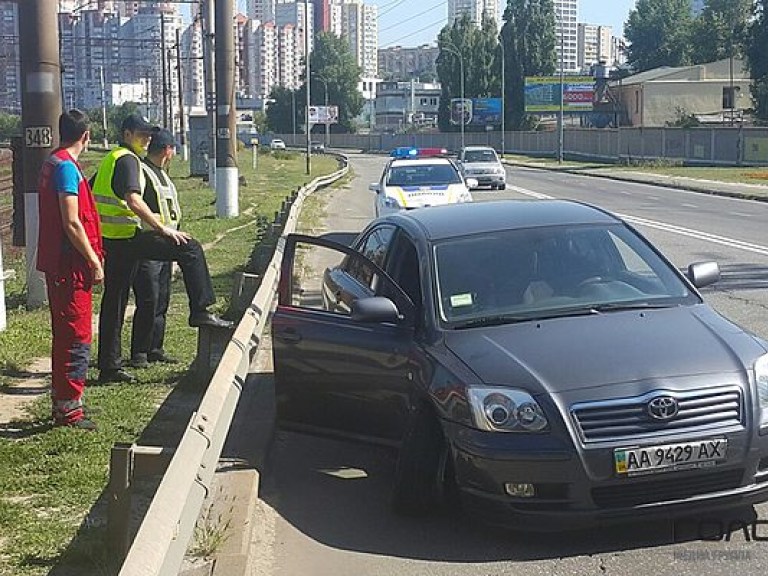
xmin=108 ymin=443 xmax=134 ymax=562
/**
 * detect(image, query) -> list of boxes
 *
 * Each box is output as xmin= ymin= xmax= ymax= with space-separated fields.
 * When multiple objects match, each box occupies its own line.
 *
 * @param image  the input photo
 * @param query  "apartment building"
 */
xmin=555 ymin=0 xmax=579 ymax=74
xmin=378 ymin=45 xmax=438 ymax=81
xmin=180 ymin=18 xmax=205 ymax=110
xmin=448 ymin=0 xmax=499 ymax=26
xmin=577 ymin=23 xmax=612 ymax=72
xmin=0 ymin=1 xmax=19 ymax=114
xmin=330 ymin=0 xmax=377 ymax=78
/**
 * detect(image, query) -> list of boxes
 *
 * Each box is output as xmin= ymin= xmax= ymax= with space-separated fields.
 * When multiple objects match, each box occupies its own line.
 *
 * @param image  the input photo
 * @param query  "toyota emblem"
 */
xmin=647 ymin=396 xmax=679 ymax=421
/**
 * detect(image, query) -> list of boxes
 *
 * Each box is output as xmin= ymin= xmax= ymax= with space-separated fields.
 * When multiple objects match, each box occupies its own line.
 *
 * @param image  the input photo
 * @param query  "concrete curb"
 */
xmin=502 ymin=160 xmax=768 ymax=203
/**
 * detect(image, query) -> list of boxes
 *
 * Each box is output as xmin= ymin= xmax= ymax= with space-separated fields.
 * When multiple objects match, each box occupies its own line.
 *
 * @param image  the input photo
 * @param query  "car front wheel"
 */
xmin=391 ymin=408 xmax=455 ymax=516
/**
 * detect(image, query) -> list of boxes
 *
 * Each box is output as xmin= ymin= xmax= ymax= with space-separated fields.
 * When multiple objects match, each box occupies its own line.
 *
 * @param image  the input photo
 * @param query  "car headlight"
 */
xmin=467 ymin=387 xmax=548 ymax=432
xmin=495 ymin=167 xmax=505 ymax=175
xmin=457 ymin=190 xmax=473 ymax=203
xmin=755 ymin=354 xmax=768 ymax=422
xmin=382 ymin=195 xmax=401 ymax=209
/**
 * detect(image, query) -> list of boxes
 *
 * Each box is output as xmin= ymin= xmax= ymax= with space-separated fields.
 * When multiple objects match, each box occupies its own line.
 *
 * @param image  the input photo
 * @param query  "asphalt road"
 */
xmin=252 ymin=154 xmax=768 ymax=576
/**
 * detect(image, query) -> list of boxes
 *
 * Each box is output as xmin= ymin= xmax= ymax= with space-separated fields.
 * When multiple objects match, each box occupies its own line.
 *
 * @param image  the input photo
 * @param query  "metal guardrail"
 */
xmin=115 ymin=156 xmax=349 ymax=576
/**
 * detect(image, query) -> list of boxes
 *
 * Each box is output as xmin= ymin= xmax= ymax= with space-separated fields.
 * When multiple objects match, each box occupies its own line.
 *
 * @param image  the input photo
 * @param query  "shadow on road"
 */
xmin=260 ymin=428 xmax=759 ymax=564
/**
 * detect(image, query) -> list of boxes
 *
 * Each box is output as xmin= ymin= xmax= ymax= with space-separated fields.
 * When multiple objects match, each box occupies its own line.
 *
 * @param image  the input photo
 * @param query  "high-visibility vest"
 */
xmin=92 ymin=147 xmax=144 ymax=239
xmin=141 ymin=162 xmax=182 ymax=230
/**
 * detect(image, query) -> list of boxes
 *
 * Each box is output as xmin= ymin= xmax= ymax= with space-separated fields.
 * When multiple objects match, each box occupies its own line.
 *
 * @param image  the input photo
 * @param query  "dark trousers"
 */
xmin=130 ymin=260 xmax=171 ymax=359
xmin=98 ymin=230 xmax=216 ymax=371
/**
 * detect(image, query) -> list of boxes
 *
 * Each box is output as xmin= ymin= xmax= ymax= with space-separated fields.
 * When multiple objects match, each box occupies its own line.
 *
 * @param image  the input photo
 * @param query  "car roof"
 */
xmin=388 ymin=157 xmax=455 ymax=168
xmin=462 ymin=146 xmax=496 ymax=151
xmin=383 ymin=200 xmax=621 ymax=241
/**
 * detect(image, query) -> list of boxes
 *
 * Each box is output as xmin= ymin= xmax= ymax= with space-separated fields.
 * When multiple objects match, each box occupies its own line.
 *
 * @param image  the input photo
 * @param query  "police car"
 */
xmin=370 ymin=148 xmax=476 ymax=217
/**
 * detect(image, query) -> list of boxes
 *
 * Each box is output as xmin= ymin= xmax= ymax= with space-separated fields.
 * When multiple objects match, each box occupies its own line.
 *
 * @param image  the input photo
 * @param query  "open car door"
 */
xmin=272 ymin=233 xmax=416 ymax=445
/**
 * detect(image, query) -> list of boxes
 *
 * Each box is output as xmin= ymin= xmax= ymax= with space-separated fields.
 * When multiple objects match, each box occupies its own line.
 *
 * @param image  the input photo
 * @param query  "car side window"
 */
xmin=384 ymin=233 xmax=422 ymax=321
xmin=346 ymin=225 xmax=395 ymax=289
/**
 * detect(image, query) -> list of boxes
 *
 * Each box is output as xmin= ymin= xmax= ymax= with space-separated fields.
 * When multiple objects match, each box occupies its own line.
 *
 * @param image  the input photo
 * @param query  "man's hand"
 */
xmin=92 ymin=261 xmax=105 ymax=285
xmin=160 ymin=225 xmax=191 ymax=245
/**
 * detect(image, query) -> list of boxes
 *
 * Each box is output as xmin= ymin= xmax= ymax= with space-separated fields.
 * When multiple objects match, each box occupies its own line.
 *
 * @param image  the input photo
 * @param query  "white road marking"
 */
xmin=505 ymin=184 xmax=768 ymax=257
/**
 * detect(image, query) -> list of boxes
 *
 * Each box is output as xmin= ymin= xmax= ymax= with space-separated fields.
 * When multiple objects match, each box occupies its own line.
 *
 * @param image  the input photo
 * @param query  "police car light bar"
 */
xmin=389 ymin=147 xmax=449 ymax=159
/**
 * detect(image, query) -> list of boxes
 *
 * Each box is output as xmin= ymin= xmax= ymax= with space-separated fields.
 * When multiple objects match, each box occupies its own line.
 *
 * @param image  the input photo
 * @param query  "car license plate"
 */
xmin=614 ymin=439 xmax=727 ymax=476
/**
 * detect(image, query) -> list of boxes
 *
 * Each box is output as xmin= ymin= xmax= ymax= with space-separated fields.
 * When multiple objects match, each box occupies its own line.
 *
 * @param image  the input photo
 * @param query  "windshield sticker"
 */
xmin=450 ymin=293 xmax=474 ymax=307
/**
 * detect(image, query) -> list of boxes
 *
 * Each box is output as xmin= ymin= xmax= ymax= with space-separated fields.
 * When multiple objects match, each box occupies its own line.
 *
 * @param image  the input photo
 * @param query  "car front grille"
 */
xmin=591 ymin=468 xmax=744 ymax=509
xmin=571 ymin=386 xmax=743 ymax=444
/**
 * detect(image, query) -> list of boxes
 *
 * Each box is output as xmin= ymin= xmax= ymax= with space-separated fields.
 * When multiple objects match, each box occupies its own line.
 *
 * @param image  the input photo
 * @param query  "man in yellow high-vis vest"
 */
xmin=94 ymin=114 xmax=231 ymax=384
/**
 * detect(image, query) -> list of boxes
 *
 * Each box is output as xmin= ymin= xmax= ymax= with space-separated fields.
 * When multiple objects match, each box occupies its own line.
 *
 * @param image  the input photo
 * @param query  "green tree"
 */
xmin=436 ymin=13 xmax=507 ymax=131
xmin=498 ymin=0 xmax=556 ymax=129
xmin=0 ymin=112 xmax=21 ymax=142
xmin=746 ymin=0 xmax=768 ymax=120
xmin=300 ymin=31 xmax=363 ymax=133
xmin=265 ymin=86 xmax=298 ymax=133
xmin=690 ymin=0 xmax=752 ymax=64
xmin=625 ymin=0 xmax=694 ymax=72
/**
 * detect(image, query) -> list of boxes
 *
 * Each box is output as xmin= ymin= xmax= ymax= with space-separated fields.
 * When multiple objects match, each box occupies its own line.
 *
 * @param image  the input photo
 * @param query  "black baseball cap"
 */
xmin=121 ymin=113 xmax=156 ymax=133
xmin=148 ymin=128 xmax=177 ymax=152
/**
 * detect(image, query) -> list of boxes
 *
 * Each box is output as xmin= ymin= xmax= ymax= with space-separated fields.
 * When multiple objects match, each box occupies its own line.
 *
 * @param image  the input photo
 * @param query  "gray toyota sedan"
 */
xmin=272 ymin=200 xmax=768 ymax=529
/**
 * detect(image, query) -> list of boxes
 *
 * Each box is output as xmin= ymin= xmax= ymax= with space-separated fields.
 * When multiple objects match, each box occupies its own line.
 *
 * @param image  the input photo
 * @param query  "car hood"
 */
xmin=462 ymin=161 xmax=500 ymax=170
xmin=443 ymin=305 xmax=766 ymax=394
xmin=384 ymin=184 xmax=469 ymax=208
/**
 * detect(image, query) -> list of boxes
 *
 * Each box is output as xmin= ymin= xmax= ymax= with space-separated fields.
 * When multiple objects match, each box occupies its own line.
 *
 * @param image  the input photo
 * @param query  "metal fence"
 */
xmin=276 ymin=127 xmax=768 ymax=166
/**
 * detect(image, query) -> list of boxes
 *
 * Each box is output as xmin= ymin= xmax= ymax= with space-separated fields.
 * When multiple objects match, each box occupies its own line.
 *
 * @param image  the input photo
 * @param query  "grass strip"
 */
xmin=0 ymin=147 xmax=338 ymax=576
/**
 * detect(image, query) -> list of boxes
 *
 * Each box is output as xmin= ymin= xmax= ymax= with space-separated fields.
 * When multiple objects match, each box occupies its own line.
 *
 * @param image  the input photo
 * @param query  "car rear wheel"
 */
xmin=391 ymin=408 xmax=454 ymax=516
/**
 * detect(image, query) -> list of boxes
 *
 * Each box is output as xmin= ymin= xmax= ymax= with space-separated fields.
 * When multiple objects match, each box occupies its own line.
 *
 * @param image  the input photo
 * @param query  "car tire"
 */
xmin=391 ymin=408 xmax=451 ymax=516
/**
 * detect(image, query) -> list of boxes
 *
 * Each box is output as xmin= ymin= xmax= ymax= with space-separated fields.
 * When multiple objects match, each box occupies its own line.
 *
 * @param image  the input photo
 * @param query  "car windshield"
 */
xmin=464 ymin=150 xmax=498 ymax=163
xmin=387 ymin=163 xmax=462 ymax=187
xmin=433 ymin=223 xmax=698 ymax=327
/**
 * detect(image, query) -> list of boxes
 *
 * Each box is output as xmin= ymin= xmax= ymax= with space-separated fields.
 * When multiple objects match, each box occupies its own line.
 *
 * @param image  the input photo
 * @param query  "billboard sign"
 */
xmin=308 ymin=105 xmax=339 ymax=124
xmin=524 ymin=76 xmax=595 ymax=112
xmin=450 ymin=98 xmax=503 ymax=126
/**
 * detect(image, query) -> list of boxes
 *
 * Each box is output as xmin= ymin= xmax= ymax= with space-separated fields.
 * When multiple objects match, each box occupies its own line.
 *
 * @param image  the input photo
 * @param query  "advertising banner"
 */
xmin=450 ymin=98 xmax=503 ymax=126
xmin=525 ymin=77 xmax=595 ymax=112
xmin=308 ymin=105 xmax=339 ymax=124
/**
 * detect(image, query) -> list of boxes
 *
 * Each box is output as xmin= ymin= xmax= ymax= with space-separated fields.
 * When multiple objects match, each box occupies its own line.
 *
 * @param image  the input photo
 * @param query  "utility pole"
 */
xmin=176 ymin=27 xmax=188 ymax=160
xmin=99 ymin=66 xmax=109 ymax=148
xmin=557 ymin=13 xmax=565 ymax=164
xmin=203 ymin=0 xmax=216 ymax=188
xmin=499 ymin=34 xmax=505 ymax=157
xmin=305 ymin=0 xmax=311 ymax=175
xmin=215 ymin=0 xmax=238 ymax=218
xmin=19 ymin=0 xmax=62 ymax=308
xmin=160 ymin=11 xmax=168 ymax=129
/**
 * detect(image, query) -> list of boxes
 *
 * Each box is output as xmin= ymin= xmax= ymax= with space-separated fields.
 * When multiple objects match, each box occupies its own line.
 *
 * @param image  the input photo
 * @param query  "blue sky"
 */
xmin=231 ymin=1 xmax=637 ymax=48
xmin=371 ymin=0 xmax=637 ymax=47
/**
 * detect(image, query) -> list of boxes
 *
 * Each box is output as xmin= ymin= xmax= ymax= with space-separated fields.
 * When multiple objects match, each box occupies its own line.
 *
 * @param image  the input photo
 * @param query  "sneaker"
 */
xmin=54 ymin=417 xmax=97 ymax=431
xmin=97 ymin=368 xmax=137 ymax=384
xmin=129 ymin=354 xmax=149 ymax=369
xmin=147 ymin=351 xmax=179 ymax=364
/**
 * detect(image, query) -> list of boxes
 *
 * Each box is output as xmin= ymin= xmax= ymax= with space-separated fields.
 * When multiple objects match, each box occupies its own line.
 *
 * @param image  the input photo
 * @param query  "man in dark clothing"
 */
xmin=94 ymin=114 xmax=232 ymax=384
xmin=129 ymin=129 xmax=182 ymax=367
xmin=37 ymin=110 xmax=103 ymax=429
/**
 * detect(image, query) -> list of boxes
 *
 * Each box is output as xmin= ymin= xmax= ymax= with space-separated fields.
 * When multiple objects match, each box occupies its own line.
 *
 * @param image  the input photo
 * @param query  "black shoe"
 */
xmin=147 ymin=351 xmax=179 ymax=364
xmin=129 ymin=354 xmax=149 ymax=369
xmin=98 ymin=368 xmax=137 ymax=384
xmin=188 ymin=312 xmax=234 ymax=329
xmin=54 ymin=417 xmax=97 ymax=431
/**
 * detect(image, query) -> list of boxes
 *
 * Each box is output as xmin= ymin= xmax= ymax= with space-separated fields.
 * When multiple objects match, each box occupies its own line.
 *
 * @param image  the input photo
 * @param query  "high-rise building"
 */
xmin=577 ymin=23 xmax=612 ymax=72
xmin=555 ymin=0 xmax=579 ymax=74
xmin=447 ymin=0 xmax=499 ymax=27
xmin=313 ymin=0 xmax=331 ymax=34
xmin=71 ymin=9 xmax=121 ymax=111
xmin=0 ymin=1 xmax=20 ymax=114
xmin=378 ymin=45 xmax=438 ymax=81
xmin=330 ymin=0 xmax=377 ymax=78
xmin=180 ymin=18 xmax=205 ymax=110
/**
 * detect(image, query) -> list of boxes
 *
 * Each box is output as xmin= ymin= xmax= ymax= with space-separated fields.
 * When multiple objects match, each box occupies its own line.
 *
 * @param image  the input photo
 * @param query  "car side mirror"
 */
xmin=687 ymin=261 xmax=720 ymax=288
xmin=466 ymin=178 xmax=479 ymax=189
xmin=369 ymin=183 xmax=381 ymax=194
xmin=351 ymin=296 xmax=402 ymax=323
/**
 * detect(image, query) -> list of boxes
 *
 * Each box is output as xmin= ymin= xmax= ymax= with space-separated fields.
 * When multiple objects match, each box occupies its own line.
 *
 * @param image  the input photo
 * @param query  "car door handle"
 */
xmin=275 ymin=329 xmax=302 ymax=343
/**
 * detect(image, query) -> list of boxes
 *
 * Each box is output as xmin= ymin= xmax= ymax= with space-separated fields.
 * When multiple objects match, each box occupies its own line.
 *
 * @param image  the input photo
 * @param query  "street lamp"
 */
xmin=442 ymin=43 xmax=465 ymax=150
xmin=304 ymin=0 xmax=311 ymax=174
xmin=313 ymin=74 xmax=330 ymax=147
xmin=499 ymin=34 xmax=505 ymax=157
xmin=556 ymin=11 xmax=565 ymax=164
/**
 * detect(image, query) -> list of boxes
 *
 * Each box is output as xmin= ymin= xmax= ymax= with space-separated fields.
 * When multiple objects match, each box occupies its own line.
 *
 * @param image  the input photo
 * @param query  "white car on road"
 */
xmin=270 ymin=138 xmax=286 ymax=150
xmin=369 ymin=155 xmax=476 ymax=217
xmin=457 ymin=146 xmax=506 ymax=190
